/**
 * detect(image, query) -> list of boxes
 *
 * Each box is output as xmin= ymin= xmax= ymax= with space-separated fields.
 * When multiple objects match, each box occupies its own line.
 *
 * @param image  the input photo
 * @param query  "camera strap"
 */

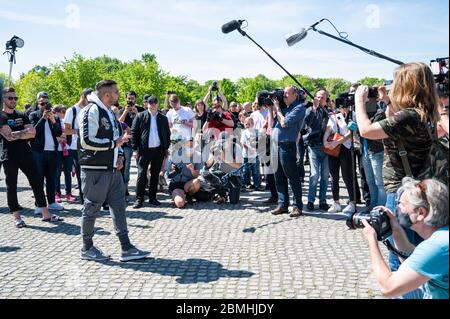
xmin=382 ymin=239 xmax=411 ymax=260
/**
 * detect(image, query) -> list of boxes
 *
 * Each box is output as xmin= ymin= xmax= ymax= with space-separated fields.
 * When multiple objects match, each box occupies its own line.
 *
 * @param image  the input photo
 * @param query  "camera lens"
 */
xmin=346 ymin=212 xmax=371 ymax=229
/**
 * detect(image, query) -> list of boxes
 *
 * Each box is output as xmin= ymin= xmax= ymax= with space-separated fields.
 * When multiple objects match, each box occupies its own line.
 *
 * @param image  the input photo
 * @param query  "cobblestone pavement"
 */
xmin=0 ymin=164 xmax=387 ymax=299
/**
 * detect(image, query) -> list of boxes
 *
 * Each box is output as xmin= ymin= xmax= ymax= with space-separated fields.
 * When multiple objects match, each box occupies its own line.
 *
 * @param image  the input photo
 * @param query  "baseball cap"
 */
xmin=37 ymin=91 xmax=49 ymax=99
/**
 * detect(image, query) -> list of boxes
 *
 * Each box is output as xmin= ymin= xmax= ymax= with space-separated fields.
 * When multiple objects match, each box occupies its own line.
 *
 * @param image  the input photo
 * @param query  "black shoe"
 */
xmin=149 ymin=198 xmax=161 ymax=206
xmin=133 ymin=200 xmax=143 ymax=209
xmin=290 ymin=207 xmax=303 ymax=218
xmin=264 ymin=197 xmax=278 ymax=204
xmin=102 ymin=204 xmax=109 ymax=211
xmin=125 ymin=189 xmax=130 ymax=197
xmin=271 ymin=206 xmax=289 ymax=215
xmin=319 ymin=203 xmax=330 ymax=211
xmin=306 ymin=202 xmax=315 ymax=211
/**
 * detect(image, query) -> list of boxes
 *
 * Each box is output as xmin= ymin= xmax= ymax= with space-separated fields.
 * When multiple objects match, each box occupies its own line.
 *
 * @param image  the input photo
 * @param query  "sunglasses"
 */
xmin=7 ymin=96 xmax=19 ymax=101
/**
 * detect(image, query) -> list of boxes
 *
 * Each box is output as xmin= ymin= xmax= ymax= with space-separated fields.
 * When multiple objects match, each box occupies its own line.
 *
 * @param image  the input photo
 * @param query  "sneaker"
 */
xmin=319 ymin=203 xmax=330 ymax=211
xmin=55 ymin=192 xmax=62 ymax=203
xmin=306 ymin=202 xmax=315 ymax=211
xmin=254 ymin=186 xmax=265 ymax=192
xmin=133 ymin=200 xmax=143 ymax=209
xmin=34 ymin=207 xmax=41 ymax=215
xmin=66 ymin=193 xmax=76 ymax=203
xmin=120 ymin=246 xmax=150 ymax=262
xmin=48 ymin=202 xmax=64 ymax=211
xmin=289 ymin=207 xmax=303 ymax=218
xmin=342 ymin=202 xmax=356 ymax=216
xmin=328 ymin=202 xmax=342 ymax=213
xmin=80 ymin=246 xmax=111 ymax=261
xmin=15 ymin=219 xmax=27 ymax=228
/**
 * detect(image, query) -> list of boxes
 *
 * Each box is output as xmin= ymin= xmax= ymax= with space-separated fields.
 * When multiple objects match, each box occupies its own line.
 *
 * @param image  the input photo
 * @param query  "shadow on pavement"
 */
xmin=99 ymin=257 xmax=254 ymax=284
xmin=0 ymin=246 xmax=21 ymax=253
xmin=26 ymin=222 xmax=111 ymax=236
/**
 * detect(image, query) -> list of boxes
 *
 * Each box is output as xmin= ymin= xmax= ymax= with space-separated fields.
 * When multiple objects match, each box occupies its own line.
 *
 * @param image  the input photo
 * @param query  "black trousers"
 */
xmin=328 ymin=146 xmax=361 ymax=202
xmin=3 ymin=154 xmax=47 ymax=212
xmin=136 ymin=147 xmax=164 ymax=200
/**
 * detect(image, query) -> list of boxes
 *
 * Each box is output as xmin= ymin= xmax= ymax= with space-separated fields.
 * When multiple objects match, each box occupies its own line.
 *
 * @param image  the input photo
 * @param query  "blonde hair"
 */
xmin=389 ymin=62 xmax=439 ymax=123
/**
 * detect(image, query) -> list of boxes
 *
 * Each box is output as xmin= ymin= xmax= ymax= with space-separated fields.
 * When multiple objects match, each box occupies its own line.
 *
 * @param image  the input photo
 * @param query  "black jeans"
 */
xmin=3 ymin=154 xmax=47 ymax=212
xmin=32 ymin=150 xmax=57 ymax=205
xmin=69 ymin=149 xmax=83 ymax=202
xmin=328 ymin=146 xmax=361 ymax=202
xmin=136 ymin=147 xmax=164 ymax=200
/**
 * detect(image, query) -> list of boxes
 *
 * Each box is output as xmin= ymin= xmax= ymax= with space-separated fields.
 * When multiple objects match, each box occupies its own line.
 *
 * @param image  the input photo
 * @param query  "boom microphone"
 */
xmin=286 ymin=28 xmax=308 ymax=47
xmin=221 ymin=20 xmax=244 ymax=34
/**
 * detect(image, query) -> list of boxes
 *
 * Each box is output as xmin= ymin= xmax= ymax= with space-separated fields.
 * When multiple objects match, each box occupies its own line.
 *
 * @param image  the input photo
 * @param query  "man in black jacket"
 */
xmin=131 ymin=96 xmax=171 ymax=208
xmin=78 ymin=80 xmax=149 ymax=262
xmin=29 ymin=96 xmax=65 ymax=213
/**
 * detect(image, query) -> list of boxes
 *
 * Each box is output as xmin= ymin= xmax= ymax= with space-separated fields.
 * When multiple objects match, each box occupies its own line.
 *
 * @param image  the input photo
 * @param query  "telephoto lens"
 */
xmin=346 ymin=208 xmax=392 ymax=241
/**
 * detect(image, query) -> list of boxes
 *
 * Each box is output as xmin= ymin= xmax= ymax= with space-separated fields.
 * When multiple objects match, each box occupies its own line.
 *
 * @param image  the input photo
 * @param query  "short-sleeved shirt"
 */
xmin=405 ymin=226 xmax=449 ymax=299
xmin=241 ymin=128 xmax=259 ymax=159
xmin=378 ymin=108 xmax=431 ymax=193
xmin=171 ymin=152 xmax=203 ymax=183
xmin=166 ymin=107 xmax=195 ymax=140
xmin=0 ymin=110 xmax=32 ymax=159
xmin=327 ymin=113 xmax=351 ymax=149
xmin=250 ymin=111 xmax=265 ymax=130
xmin=63 ymin=104 xmax=82 ymax=150
xmin=207 ymin=111 xmax=234 ymax=133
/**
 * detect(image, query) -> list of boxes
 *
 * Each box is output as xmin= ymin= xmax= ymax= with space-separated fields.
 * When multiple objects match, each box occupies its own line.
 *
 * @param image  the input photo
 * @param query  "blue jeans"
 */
xmin=307 ymin=145 xmax=329 ymax=204
xmin=55 ymin=150 xmax=74 ymax=194
xmin=385 ymin=192 xmax=424 ymax=299
xmin=274 ymin=142 xmax=303 ymax=209
xmin=297 ymin=140 xmax=305 ymax=182
xmin=362 ymin=151 xmax=386 ymax=209
xmin=122 ymin=146 xmax=133 ymax=187
xmin=242 ymin=157 xmax=261 ymax=188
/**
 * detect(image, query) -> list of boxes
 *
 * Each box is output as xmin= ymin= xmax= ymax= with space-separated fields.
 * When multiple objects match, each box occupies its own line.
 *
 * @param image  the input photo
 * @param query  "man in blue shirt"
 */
xmin=270 ymin=86 xmax=306 ymax=217
xmin=362 ymin=177 xmax=449 ymax=299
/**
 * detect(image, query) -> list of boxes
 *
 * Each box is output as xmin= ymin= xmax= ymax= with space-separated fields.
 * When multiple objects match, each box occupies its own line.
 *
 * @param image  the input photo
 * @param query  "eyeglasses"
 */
xmin=7 ymin=96 xmax=18 ymax=101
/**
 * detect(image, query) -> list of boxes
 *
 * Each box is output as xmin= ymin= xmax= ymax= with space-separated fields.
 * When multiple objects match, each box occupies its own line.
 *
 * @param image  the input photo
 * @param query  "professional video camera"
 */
xmin=336 ymin=90 xmax=378 ymax=113
xmin=431 ymin=57 xmax=449 ymax=85
xmin=257 ymin=89 xmax=286 ymax=108
xmin=346 ymin=207 xmax=392 ymax=241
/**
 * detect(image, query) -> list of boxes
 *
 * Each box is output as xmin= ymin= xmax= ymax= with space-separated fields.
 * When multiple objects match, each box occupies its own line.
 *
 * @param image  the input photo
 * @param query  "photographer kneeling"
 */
xmin=362 ymin=177 xmax=448 ymax=299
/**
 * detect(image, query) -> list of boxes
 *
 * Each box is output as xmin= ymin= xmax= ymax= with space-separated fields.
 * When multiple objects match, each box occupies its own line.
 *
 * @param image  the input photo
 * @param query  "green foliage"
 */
xmin=11 ymin=53 xmax=388 ymax=111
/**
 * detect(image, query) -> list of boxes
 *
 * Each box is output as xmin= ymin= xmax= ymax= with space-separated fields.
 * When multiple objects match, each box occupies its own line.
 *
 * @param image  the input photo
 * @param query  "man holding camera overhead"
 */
xmin=202 ymin=82 xmax=234 ymax=140
xmin=29 ymin=91 xmax=65 ymax=213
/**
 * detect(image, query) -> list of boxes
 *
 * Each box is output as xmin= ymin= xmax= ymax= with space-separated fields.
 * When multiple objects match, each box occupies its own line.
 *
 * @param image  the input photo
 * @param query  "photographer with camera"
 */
xmin=270 ymin=86 xmax=306 ymax=217
xmin=118 ymin=91 xmax=144 ymax=195
xmin=361 ymin=177 xmax=448 ymax=299
xmin=437 ymin=82 xmax=449 ymax=136
xmin=203 ymin=81 xmax=228 ymax=111
xmin=29 ymin=92 xmax=65 ymax=214
xmin=202 ymin=92 xmax=234 ymax=140
xmin=355 ymin=62 xmax=440 ymax=297
xmin=1 ymin=87 xmax=63 ymax=228
xmin=303 ymin=89 xmax=331 ymax=212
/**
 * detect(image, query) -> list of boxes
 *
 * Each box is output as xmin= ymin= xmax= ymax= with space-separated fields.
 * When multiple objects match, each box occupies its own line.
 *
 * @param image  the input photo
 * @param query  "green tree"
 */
xmin=358 ymin=77 xmax=385 ymax=87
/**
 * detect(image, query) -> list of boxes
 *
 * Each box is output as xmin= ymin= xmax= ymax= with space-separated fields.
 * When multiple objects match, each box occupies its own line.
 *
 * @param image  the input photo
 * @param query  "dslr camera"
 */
xmin=211 ymin=81 xmax=219 ymax=92
xmin=206 ymin=109 xmax=222 ymax=122
xmin=346 ymin=207 xmax=392 ymax=241
xmin=431 ymin=57 xmax=449 ymax=85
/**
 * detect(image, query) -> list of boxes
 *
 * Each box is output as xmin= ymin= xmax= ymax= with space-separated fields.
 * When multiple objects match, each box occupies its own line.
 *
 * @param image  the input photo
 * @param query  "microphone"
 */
xmin=286 ymin=28 xmax=308 ymax=47
xmin=221 ymin=20 xmax=244 ymax=34
xmin=285 ymin=19 xmax=325 ymax=47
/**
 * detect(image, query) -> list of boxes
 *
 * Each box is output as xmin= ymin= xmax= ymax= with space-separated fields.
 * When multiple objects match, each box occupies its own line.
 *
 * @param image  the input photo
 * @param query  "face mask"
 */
xmin=395 ymin=206 xmax=414 ymax=229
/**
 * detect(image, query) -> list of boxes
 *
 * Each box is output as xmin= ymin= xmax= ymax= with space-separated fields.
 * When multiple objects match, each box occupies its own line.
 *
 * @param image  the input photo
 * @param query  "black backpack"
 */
xmin=66 ymin=107 xmax=77 ymax=146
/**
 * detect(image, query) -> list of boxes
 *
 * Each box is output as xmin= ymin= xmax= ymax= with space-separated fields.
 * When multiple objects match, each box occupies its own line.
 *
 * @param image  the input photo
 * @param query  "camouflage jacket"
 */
xmin=378 ymin=108 xmax=431 ymax=193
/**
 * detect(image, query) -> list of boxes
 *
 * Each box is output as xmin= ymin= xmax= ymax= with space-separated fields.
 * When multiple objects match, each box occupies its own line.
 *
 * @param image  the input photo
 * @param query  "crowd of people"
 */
xmin=0 ymin=61 xmax=448 ymax=298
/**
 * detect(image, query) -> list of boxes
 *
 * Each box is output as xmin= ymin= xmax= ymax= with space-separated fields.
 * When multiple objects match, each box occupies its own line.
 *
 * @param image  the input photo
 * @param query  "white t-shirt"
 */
xmin=240 ymin=128 xmax=259 ymax=159
xmin=250 ymin=111 xmax=265 ymax=130
xmin=44 ymin=121 xmax=56 ymax=151
xmin=327 ymin=113 xmax=351 ymax=149
xmin=64 ymin=104 xmax=82 ymax=150
xmin=166 ymin=106 xmax=195 ymax=140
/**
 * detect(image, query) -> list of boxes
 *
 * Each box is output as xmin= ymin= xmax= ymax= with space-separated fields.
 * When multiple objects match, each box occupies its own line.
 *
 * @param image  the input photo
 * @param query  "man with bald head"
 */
xmin=270 ymin=86 xmax=306 ymax=217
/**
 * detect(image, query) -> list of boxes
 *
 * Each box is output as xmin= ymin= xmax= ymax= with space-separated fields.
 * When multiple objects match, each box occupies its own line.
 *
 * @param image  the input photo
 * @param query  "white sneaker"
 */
xmin=328 ymin=202 xmax=342 ymax=213
xmin=48 ymin=202 xmax=64 ymax=211
xmin=342 ymin=202 xmax=356 ymax=215
xmin=34 ymin=207 xmax=41 ymax=215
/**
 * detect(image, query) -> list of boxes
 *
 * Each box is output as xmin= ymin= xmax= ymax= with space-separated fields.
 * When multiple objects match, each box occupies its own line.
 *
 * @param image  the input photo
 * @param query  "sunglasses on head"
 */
xmin=7 ymin=96 xmax=19 ymax=101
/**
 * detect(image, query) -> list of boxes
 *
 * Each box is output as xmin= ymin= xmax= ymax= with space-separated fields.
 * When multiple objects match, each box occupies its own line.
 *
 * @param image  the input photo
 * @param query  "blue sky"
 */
xmin=0 ymin=0 xmax=448 ymax=83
